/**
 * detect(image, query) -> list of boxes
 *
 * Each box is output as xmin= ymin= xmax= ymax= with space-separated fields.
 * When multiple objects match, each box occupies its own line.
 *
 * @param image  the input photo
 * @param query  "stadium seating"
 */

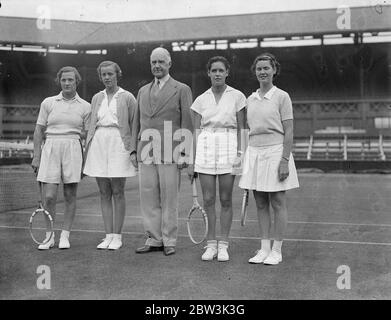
xmin=292 ymin=134 xmax=389 ymax=161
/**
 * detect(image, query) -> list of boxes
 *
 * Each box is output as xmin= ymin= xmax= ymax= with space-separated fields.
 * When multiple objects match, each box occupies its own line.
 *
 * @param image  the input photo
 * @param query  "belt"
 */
xmin=96 ymin=126 xmax=119 ymax=129
xmin=46 ymin=134 xmax=80 ymax=140
xmin=201 ymin=128 xmax=236 ymax=133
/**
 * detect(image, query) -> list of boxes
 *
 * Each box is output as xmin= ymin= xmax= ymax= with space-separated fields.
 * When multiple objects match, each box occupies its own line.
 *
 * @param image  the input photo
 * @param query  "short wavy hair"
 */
xmin=251 ymin=53 xmax=281 ymax=79
xmin=55 ymin=66 xmax=82 ymax=86
xmin=96 ymin=60 xmax=122 ymax=82
xmin=206 ymin=56 xmax=230 ymax=72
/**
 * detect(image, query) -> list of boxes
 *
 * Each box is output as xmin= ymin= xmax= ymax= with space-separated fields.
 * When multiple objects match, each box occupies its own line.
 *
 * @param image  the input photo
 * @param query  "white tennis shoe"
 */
xmin=58 ymin=236 xmax=70 ymax=249
xmin=97 ymin=234 xmax=114 ymax=249
xmin=201 ymin=240 xmax=217 ymax=261
xmin=38 ymin=233 xmax=55 ymax=250
xmin=58 ymin=231 xmax=70 ymax=249
xmin=263 ymin=250 xmax=282 ymax=265
xmin=108 ymin=234 xmax=122 ymax=250
xmin=248 ymin=250 xmax=270 ymax=264
xmin=217 ymin=241 xmax=229 ymax=262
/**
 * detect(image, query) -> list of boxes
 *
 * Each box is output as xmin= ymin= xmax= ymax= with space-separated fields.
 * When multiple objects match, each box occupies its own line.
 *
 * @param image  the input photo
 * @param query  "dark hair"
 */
xmin=97 ymin=60 xmax=122 ymax=82
xmin=251 ymin=53 xmax=281 ymax=79
xmin=55 ymin=66 xmax=81 ymax=86
xmin=206 ymin=56 xmax=230 ymax=72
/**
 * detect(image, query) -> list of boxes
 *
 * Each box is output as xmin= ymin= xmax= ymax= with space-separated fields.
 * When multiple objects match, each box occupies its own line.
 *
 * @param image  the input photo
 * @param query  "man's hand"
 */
xmin=177 ymin=154 xmax=189 ymax=170
xmin=130 ymin=152 xmax=138 ymax=169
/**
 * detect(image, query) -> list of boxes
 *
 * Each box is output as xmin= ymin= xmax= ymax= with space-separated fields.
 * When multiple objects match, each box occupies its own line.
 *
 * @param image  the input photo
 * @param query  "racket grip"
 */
xmin=192 ymin=179 xmax=198 ymax=197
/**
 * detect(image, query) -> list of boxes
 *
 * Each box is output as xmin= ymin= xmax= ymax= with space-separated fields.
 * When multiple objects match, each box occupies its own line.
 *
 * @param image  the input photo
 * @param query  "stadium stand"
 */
xmin=1 ymin=5 xmax=390 ymax=169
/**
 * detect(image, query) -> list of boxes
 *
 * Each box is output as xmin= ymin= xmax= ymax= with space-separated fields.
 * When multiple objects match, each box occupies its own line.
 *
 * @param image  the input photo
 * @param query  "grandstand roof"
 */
xmin=0 ymin=6 xmax=390 ymax=48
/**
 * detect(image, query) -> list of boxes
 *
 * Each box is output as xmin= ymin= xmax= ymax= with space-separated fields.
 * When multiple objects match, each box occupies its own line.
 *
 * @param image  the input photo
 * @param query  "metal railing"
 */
xmin=293 ymin=134 xmax=389 ymax=161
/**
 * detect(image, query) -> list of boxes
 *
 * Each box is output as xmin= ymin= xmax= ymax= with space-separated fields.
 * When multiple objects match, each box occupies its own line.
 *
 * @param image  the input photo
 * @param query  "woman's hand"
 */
xmin=278 ymin=158 xmax=289 ymax=181
xmin=130 ymin=152 xmax=138 ymax=169
xmin=187 ymin=164 xmax=197 ymax=183
xmin=232 ymin=152 xmax=243 ymax=175
xmin=232 ymin=155 xmax=242 ymax=168
xmin=31 ymin=156 xmax=40 ymax=176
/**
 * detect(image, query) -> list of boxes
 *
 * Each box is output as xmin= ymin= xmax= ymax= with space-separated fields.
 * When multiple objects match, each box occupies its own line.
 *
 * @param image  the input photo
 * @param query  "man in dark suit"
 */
xmin=131 ymin=47 xmax=193 ymax=256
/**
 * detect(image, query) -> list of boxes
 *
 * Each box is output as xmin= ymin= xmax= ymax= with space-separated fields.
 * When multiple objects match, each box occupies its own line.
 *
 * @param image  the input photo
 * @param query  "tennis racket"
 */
xmin=186 ymin=177 xmax=208 ymax=244
xmin=240 ymin=189 xmax=249 ymax=226
xmin=29 ymin=182 xmax=54 ymax=245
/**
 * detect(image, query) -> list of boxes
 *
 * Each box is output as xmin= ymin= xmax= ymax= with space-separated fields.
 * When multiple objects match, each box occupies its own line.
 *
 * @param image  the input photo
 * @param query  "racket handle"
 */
xmin=192 ymin=178 xmax=198 ymax=198
xmin=37 ymin=181 xmax=44 ymax=206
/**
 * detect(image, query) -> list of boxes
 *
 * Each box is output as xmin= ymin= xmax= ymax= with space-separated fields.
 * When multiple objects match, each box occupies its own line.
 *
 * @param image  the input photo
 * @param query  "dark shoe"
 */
xmin=163 ymin=246 xmax=176 ymax=256
xmin=135 ymin=245 xmax=164 ymax=254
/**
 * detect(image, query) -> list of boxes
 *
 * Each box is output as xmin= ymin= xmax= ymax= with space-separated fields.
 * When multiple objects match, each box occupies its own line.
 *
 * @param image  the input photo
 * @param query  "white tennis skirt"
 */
xmin=37 ymin=135 xmax=82 ymax=184
xmin=239 ymin=144 xmax=299 ymax=192
xmin=195 ymin=128 xmax=237 ymax=175
xmin=83 ymin=127 xmax=137 ymax=178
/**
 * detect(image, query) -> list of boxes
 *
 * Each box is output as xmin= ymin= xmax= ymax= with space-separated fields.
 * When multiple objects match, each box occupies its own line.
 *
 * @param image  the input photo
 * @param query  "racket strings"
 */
xmin=29 ymin=207 xmax=54 ymax=245
xmin=187 ymin=206 xmax=208 ymax=244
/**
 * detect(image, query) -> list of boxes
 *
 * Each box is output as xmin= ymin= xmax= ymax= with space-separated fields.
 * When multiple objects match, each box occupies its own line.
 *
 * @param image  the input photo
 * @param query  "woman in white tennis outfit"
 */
xmin=189 ymin=56 xmax=246 ymax=262
xmin=31 ymin=66 xmax=91 ymax=250
xmin=83 ymin=61 xmax=137 ymax=250
xmin=239 ymin=53 xmax=299 ymax=265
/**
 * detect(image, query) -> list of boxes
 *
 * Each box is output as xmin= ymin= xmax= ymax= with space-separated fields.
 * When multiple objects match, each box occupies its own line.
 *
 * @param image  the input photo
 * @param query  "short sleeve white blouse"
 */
xmin=190 ymin=85 xmax=246 ymax=129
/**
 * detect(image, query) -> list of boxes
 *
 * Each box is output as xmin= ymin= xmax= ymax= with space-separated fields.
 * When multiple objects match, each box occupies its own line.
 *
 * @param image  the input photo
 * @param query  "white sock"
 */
xmin=272 ymin=240 xmax=283 ymax=253
xmin=219 ymin=240 xmax=229 ymax=248
xmin=46 ymin=231 xmax=53 ymax=240
xmin=206 ymin=240 xmax=217 ymax=247
xmin=261 ymin=239 xmax=271 ymax=252
xmin=113 ymin=233 xmax=122 ymax=240
xmin=60 ymin=230 xmax=70 ymax=238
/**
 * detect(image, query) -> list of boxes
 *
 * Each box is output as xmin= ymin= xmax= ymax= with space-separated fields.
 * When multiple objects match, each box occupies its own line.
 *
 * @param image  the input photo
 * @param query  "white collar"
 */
xmin=206 ymin=85 xmax=234 ymax=95
xmin=101 ymin=87 xmax=125 ymax=98
xmin=56 ymin=92 xmax=81 ymax=102
xmin=250 ymin=86 xmax=277 ymax=100
xmin=155 ymin=74 xmax=170 ymax=87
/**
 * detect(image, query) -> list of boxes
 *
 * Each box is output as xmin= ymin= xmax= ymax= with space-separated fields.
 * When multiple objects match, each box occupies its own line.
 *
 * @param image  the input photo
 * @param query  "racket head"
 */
xmin=186 ymin=205 xmax=208 ymax=245
xmin=240 ymin=190 xmax=249 ymax=226
xmin=29 ymin=205 xmax=54 ymax=245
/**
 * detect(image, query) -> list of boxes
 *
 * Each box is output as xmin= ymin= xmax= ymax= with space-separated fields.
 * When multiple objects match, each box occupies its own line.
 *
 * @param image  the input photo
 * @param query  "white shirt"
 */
xmin=36 ymin=92 xmax=91 ymax=136
xmin=246 ymin=86 xmax=293 ymax=147
xmin=154 ymin=74 xmax=170 ymax=90
xmin=97 ymin=87 xmax=125 ymax=127
xmin=190 ymin=85 xmax=246 ymax=129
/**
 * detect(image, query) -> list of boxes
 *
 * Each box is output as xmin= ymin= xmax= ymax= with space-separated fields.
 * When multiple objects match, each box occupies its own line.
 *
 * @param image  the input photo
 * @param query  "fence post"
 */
xmin=0 ymin=105 xmax=3 ymax=138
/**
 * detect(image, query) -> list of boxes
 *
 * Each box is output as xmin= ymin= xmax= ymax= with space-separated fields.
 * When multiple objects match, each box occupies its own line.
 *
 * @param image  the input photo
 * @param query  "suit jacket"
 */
xmin=132 ymin=77 xmax=193 ymax=164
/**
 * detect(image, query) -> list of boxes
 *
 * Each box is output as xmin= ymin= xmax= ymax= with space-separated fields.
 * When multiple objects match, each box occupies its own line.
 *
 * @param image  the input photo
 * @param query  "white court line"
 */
xmin=5 ymin=210 xmax=391 ymax=228
xmin=1 ymin=225 xmax=391 ymax=246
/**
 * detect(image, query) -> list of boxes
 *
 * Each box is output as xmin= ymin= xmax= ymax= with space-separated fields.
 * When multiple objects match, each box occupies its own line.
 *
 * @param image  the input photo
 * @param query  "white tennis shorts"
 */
xmin=195 ymin=128 xmax=237 ymax=175
xmin=37 ymin=135 xmax=82 ymax=184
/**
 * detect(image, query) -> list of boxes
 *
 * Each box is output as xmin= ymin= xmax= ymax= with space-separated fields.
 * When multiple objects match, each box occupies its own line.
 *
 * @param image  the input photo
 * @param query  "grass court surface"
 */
xmin=0 ymin=165 xmax=390 ymax=300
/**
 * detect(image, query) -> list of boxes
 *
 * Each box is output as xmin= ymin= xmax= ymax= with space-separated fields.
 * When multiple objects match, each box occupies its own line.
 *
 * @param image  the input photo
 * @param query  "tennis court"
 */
xmin=0 ymin=165 xmax=390 ymax=300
